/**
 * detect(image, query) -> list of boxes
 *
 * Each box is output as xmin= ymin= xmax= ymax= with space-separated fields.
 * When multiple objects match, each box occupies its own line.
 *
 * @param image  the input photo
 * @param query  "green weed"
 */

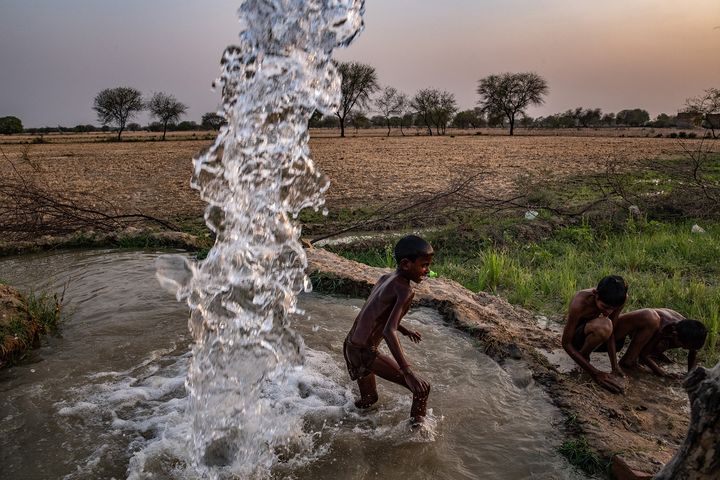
xmin=558 ymin=437 xmax=606 ymax=476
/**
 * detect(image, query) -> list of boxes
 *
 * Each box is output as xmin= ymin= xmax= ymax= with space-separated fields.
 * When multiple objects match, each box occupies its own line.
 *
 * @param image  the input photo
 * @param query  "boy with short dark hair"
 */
xmin=562 ymin=275 xmax=628 ymax=393
xmin=343 ymin=234 xmax=433 ymax=425
xmin=615 ymin=308 xmax=707 ymax=377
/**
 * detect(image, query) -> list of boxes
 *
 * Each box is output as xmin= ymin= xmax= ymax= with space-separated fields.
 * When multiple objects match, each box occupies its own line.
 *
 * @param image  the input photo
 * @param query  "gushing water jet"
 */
xmin=157 ymin=1 xmax=365 ymax=476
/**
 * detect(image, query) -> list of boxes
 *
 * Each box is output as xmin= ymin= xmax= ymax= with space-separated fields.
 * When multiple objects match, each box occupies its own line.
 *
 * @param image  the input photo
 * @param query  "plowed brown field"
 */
xmin=0 ymin=132 xmax=700 ymax=220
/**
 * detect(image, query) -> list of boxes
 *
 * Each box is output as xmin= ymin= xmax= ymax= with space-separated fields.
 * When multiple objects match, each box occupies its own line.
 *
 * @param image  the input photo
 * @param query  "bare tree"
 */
xmin=410 ymin=88 xmax=457 ymax=135
xmin=334 ymin=61 xmax=379 ymax=138
xmin=92 ymin=87 xmax=145 ymax=141
xmin=375 ymin=86 xmax=407 ymax=136
xmin=411 ymin=89 xmax=437 ymax=135
xmin=477 ymin=72 xmax=548 ymax=136
xmin=686 ymin=88 xmax=720 ymax=138
xmin=431 ymin=91 xmax=458 ymax=135
xmin=148 ymin=92 xmax=188 ymax=140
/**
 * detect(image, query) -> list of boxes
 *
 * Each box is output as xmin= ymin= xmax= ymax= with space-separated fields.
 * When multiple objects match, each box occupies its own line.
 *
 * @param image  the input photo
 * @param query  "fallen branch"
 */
xmin=0 ymin=145 xmax=179 ymax=241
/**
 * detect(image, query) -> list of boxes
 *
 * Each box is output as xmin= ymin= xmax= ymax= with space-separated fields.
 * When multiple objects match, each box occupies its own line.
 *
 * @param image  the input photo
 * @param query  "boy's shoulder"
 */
xmin=377 ymin=272 xmax=413 ymax=297
xmin=569 ymin=288 xmax=594 ymax=306
xmin=573 ymin=288 xmax=594 ymax=299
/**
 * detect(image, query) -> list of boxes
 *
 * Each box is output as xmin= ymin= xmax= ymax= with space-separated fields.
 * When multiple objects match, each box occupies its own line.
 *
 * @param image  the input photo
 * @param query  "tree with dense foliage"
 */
xmin=615 ymin=109 xmax=650 ymax=127
xmin=571 ymin=107 xmax=602 ymax=128
xmin=452 ymin=109 xmax=485 ymax=129
xmin=650 ymin=113 xmax=676 ymax=128
xmin=601 ymin=112 xmax=616 ymax=127
xmin=375 ymin=86 xmax=407 ymax=136
xmin=0 ymin=116 xmax=23 ymax=134
xmin=348 ymin=110 xmax=370 ymax=132
xmin=92 ymin=87 xmax=145 ymax=140
xmin=334 ymin=61 xmax=379 ymax=138
xmin=685 ymin=88 xmax=720 ymax=138
xmin=147 ymin=92 xmax=187 ymax=140
xmin=201 ymin=112 xmax=226 ymax=130
xmin=476 ymin=72 xmax=548 ymax=135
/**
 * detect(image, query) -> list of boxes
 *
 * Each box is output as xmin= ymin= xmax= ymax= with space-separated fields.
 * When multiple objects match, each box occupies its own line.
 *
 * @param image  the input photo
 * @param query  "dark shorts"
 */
xmin=343 ymin=336 xmax=378 ymax=381
xmin=572 ymin=324 xmax=626 ymax=353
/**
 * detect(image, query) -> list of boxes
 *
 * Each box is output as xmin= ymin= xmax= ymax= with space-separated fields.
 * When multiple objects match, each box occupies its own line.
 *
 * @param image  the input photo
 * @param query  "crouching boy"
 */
xmin=615 ymin=308 xmax=707 ymax=378
xmin=562 ymin=275 xmax=628 ymax=393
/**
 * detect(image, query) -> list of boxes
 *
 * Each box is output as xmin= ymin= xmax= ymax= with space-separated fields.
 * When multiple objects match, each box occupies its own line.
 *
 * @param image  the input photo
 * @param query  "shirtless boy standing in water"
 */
xmin=562 ymin=275 xmax=628 ymax=394
xmin=343 ymin=235 xmax=432 ymax=425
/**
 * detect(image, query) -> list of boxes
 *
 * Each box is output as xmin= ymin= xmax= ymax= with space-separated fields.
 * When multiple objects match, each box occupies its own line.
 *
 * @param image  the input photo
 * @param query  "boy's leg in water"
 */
xmin=579 ymin=316 xmax=613 ymax=359
xmin=368 ymin=352 xmax=430 ymax=422
xmin=355 ymin=374 xmax=378 ymax=408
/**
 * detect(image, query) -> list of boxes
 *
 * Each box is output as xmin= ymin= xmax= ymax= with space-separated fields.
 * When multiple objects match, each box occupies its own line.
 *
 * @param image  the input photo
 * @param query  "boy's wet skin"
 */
xmin=562 ymin=276 xmax=628 ymax=394
xmin=344 ymin=235 xmax=432 ymax=424
xmin=614 ymin=308 xmax=707 ymax=378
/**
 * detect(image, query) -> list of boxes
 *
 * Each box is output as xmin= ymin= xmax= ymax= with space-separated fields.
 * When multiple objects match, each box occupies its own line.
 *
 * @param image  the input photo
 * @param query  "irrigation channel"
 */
xmin=0 ymin=250 xmax=587 ymax=479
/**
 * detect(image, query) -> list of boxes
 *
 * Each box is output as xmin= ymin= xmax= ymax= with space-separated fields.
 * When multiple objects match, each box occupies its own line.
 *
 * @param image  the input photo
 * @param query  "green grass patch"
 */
xmin=25 ymin=291 xmax=64 ymax=334
xmin=558 ymin=436 xmax=606 ymax=476
xmin=329 ymin=218 xmax=720 ymax=365
xmin=1 ymin=289 xmax=66 ymax=366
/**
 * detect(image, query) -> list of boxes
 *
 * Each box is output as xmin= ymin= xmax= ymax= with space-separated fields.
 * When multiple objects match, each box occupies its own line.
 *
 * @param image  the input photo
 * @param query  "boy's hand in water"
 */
xmin=404 ymin=330 xmax=422 ymax=343
xmin=403 ymin=369 xmax=430 ymax=396
xmin=593 ymin=371 xmax=624 ymax=394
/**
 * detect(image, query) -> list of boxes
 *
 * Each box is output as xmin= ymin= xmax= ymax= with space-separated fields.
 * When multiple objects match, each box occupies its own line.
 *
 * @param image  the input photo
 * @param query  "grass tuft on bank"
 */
xmin=0 ymin=287 xmax=66 ymax=367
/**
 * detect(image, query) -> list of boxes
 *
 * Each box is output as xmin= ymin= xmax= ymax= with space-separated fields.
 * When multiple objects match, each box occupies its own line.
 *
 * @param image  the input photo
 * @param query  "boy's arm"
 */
xmin=382 ymin=288 xmax=429 ymax=395
xmin=382 ymin=289 xmax=414 ymax=371
xmin=640 ymin=354 xmax=672 ymax=377
xmin=397 ymin=325 xmax=422 ymax=343
xmin=607 ymin=306 xmax=625 ymax=375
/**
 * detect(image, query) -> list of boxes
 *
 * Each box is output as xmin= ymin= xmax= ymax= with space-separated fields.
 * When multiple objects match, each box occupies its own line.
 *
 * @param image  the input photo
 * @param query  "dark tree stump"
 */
xmin=654 ymin=362 xmax=720 ymax=479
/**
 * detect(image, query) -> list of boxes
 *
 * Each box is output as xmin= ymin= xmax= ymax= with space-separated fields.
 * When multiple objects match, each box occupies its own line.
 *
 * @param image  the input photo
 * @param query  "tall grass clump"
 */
xmin=558 ymin=436 xmax=606 ymax=476
xmin=476 ymin=250 xmax=510 ymax=293
xmin=1 ymin=289 xmax=65 ymax=366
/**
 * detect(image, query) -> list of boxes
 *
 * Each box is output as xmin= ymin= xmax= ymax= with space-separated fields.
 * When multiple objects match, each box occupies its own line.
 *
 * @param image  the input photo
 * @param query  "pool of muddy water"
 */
xmin=0 ymin=250 xmax=586 ymax=479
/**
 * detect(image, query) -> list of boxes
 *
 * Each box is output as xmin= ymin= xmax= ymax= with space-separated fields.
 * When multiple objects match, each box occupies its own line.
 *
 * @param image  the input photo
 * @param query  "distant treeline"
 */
xmin=21 ymin=121 xmax=214 ymax=135
xmin=309 ymin=108 xmax=688 ymax=131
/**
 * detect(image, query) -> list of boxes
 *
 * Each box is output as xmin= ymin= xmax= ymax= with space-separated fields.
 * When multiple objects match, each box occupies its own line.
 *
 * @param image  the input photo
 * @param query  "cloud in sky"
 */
xmin=1 ymin=0 xmax=718 ymax=127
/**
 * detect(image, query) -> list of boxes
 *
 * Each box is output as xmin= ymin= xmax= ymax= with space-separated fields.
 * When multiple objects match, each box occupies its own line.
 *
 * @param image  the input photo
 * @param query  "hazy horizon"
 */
xmin=1 ymin=0 xmax=719 ymax=128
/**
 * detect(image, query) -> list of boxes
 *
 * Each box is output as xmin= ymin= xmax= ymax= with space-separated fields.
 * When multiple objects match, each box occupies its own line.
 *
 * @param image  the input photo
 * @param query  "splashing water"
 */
xmin=157 ymin=1 xmax=364 ymax=477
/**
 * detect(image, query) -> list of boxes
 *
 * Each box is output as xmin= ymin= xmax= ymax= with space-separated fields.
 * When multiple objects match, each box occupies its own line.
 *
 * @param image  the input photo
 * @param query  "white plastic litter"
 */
xmin=691 ymin=224 xmax=706 ymax=234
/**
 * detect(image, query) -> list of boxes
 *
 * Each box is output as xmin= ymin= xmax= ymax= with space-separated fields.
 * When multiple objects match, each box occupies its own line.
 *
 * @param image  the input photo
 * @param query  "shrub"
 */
xmin=0 ymin=116 xmax=23 ymax=134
